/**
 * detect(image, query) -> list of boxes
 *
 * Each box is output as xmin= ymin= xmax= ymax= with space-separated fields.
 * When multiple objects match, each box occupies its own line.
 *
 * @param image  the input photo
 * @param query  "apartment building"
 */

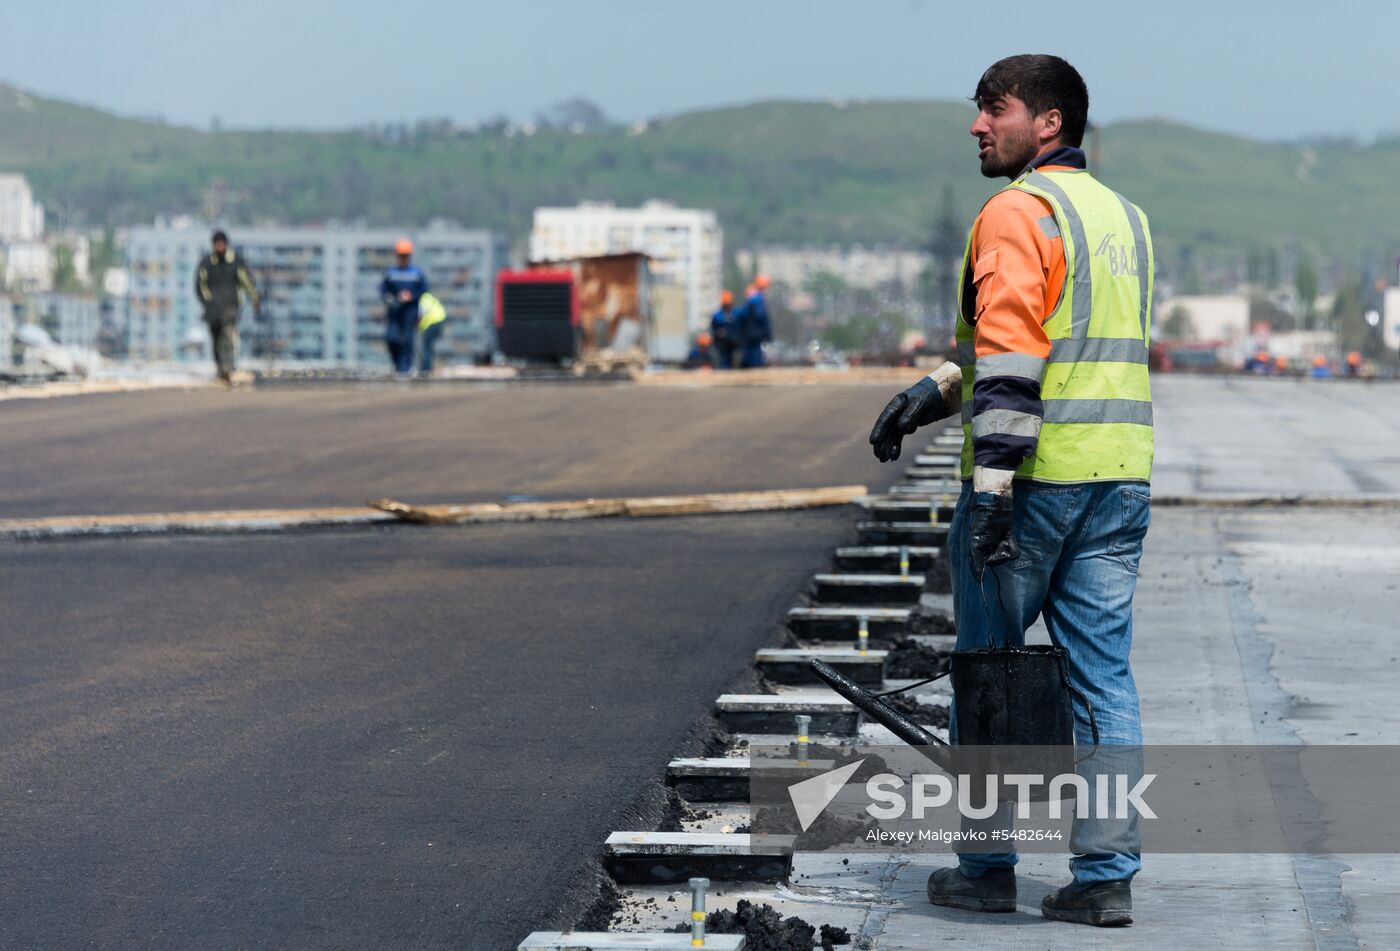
xmin=735 ymin=245 xmax=930 ymax=295
xmin=0 ymin=173 xmax=44 ymax=243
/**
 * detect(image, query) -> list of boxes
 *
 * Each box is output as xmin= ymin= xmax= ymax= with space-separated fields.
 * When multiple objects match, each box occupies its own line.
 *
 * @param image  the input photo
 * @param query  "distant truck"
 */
xmin=494 ymin=253 xmax=655 ymax=369
xmin=1149 ymin=339 xmax=1230 ymax=373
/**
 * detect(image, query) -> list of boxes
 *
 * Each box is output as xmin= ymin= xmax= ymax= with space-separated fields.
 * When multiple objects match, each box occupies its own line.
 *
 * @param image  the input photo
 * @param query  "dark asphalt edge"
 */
xmin=533 ymin=516 xmax=864 ymax=945
xmin=4 ymin=506 xmax=873 ymax=548
xmin=530 ymin=428 xmax=927 ymax=944
xmin=4 ymin=493 xmax=879 ymax=546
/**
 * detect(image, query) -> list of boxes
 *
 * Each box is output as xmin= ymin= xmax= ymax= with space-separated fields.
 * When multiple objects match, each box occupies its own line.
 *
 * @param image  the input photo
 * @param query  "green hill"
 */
xmin=3 ymin=82 xmax=1398 ymax=266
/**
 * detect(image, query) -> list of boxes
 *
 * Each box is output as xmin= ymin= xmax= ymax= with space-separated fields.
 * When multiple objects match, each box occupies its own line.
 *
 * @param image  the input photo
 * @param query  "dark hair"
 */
xmin=973 ymin=54 xmax=1089 ymax=147
xmin=211 ymin=229 xmax=229 ymax=244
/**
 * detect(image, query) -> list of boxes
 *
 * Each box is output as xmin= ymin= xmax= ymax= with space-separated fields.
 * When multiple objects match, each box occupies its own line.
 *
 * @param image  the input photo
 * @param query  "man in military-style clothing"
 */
xmin=194 ymin=230 xmax=260 ymax=384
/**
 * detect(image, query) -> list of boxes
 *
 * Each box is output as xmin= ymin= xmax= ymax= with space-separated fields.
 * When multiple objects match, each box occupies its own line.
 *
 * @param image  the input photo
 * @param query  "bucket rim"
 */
xmin=952 ymin=644 xmax=1068 ymax=658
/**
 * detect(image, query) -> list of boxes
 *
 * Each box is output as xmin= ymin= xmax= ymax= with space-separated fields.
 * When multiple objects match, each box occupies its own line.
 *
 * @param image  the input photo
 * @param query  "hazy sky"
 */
xmin=5 ymin=0 xmax=1395 ymax=141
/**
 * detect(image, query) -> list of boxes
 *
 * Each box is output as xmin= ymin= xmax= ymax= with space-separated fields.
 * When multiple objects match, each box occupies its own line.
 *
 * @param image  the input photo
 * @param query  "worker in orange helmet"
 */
xmin=688 ymin=330 xmax=715 ymax=368
xmin=380 ymin=237 xmax=429 ymax=377
xmin=1346 ymin=350 xmax=1361 ymax=376
xmin=710 ymin=290 xmax=737 ymax=369
xmin=1309 ymin=353 xmax=1331 ymax=378
xmin=733 ymin=274 xmax=773 ymax=369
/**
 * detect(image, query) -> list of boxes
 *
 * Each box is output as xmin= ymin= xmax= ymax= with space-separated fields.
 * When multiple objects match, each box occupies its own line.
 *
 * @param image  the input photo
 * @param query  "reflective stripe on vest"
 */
xmin=955 ymin=167 xmax=1155 ymax=484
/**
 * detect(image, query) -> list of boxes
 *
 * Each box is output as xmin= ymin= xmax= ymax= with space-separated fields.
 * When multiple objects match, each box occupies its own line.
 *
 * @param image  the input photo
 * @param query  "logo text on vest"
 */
xmin=1093 ymin=232 xmax=1139 ymax=277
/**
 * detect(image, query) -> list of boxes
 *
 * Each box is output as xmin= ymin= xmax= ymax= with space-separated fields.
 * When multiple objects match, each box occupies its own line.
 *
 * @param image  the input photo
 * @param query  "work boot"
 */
xmin=1040 ymin=879 xmax=1133 ymax=927
xmin=926 ymin=866 xmax=1016 ymax=913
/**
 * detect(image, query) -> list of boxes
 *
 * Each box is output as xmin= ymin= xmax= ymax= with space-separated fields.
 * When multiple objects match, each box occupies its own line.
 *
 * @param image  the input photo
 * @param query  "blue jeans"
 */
xmin=949 ymin=478 xmax=1150 ymax=885
xmin=386 ymin=313 xmax=416 ymax=373
xmin=419 ymin=322 xmax=443 ymax=373
xmin=713 ymin=340 xmax=733 ymax=370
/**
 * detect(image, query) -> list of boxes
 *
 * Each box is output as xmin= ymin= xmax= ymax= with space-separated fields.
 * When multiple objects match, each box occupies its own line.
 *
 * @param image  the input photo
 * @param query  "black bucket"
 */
xmin=951 ymin=644 xmax=1075 ymax=747
xmin=951 ymin=644 xmax=1093 ymax=795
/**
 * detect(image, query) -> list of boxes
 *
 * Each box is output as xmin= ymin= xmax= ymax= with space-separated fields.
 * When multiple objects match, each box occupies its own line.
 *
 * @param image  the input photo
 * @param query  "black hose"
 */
xmin=809 ymin=659 xmax=954 ymax=772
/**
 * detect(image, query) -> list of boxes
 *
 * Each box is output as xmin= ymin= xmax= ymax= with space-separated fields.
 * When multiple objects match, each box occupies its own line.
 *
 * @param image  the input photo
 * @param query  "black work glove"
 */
xmin=869 ymin=376 xmax=948 ymax=462
xmin=968 ymin=492 xmax=1019 ymax=581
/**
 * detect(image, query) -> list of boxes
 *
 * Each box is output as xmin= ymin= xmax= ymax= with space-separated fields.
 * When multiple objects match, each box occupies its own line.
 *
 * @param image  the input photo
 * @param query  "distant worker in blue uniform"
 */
xmin=381 ymin=238 xmax=428 ymax=376
xmin=733 ymin=274 xmax=773 ymax=369
xmin=710 ymin=290 xmax=736 ymax=369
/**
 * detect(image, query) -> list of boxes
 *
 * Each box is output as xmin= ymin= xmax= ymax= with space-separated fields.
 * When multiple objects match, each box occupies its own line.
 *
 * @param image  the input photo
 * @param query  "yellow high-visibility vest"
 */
xmin=417 ymin=292 xmax=447 ymax=331
xmin=955 ymin=168 xmax=1155 ymax=483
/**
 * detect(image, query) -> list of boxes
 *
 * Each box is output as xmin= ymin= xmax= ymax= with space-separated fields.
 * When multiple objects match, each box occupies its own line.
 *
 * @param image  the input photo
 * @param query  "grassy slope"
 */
xmin=3 ymin=83 xmax=1398 ymax=259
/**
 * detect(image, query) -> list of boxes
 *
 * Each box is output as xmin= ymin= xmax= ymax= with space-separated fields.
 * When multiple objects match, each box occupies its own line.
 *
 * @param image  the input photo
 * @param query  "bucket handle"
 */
xmin=873 ymin=669 xmax=950 ymax=698
xmin=1062 ymin=676 xmax=1101 ymax=764
xmin=984 ymin=563 xmax=1102 ymax=762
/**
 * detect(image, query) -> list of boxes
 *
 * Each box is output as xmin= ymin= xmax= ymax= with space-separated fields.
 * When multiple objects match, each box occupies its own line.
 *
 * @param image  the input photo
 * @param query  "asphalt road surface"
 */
xmin=1 ymin=381 xmax=908 ymax=949
xmin=2 ymin=382 xmax=902 ymax=518
xmin=1 ymin=514 xmax=869 ymax=949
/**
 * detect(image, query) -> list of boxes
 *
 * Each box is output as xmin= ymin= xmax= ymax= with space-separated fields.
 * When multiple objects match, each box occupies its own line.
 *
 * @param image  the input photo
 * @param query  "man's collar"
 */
xmin=1025 ymin=146 xmax=1087 ymax=172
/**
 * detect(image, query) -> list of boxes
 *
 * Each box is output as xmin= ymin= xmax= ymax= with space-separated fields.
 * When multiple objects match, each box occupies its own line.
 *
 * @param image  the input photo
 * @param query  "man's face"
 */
xmin=212 ymin=239 xmax=228 ymax=256
xmin=397 ymin=253 xmax=410 ymax=267
xmin=969 ymin=94 xmax=1054 ymax=179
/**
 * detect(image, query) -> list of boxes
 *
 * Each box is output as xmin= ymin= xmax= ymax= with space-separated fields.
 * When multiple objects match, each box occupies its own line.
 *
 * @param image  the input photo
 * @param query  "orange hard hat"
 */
xmin=1255 ymin=350 xmax=1269 ymax=361
xmin=1274 ymin=356 xmax=1288 ymax=368
xmin=1312 ymin=354 xmax=1326 ymax=367
xmin=754 ymin=274 xmax=770 ymax=290
xmin=394 ymin=238 xmax=414 ymax=255
xmin=697 ymin=331 xmax=712 ymax=347
xmin=1347 ymin=350 xmax=1361 ymax=364
xmin=720 ymin=290 xmax=734 ymax=306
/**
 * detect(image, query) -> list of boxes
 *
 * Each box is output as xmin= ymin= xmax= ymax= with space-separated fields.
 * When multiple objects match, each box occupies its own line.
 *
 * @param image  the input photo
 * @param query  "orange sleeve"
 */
xmin=967 ymin=189 xmax=1066 ymax=359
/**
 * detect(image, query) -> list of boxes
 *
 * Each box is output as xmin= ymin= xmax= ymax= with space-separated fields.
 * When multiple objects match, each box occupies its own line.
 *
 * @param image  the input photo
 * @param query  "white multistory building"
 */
xmin=1155 ymin=294 xmax=1250 ymax=343
xmin=529 ymin=201 xmax=722 ymax=333
xmin=0 ymin=296 xmax=14 ymax=369
xmin=0 ymin=173 xmax=44 ymax=242
xmin=124 ymin=221 xmax=508 ymax=365
xmin=1383 ymin=286 xmax=1400 ymax=354
xmin=736 ymin=245 xmax=930 ymax=296
xmin=3 ymin=240 xmax=52 ymax=292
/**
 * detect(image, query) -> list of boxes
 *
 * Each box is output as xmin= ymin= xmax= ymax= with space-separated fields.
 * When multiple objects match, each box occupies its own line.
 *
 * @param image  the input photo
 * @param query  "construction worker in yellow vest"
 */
xmin=868 ymin=54 xmax=1153 ymax=927
xmin=416 ymin=291 xmax=447 ymax=376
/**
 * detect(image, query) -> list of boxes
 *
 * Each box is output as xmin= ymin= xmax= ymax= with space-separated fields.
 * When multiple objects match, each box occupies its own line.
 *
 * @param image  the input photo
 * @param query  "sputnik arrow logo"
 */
xmin=787 ymin=759 xmax=865 ymax=832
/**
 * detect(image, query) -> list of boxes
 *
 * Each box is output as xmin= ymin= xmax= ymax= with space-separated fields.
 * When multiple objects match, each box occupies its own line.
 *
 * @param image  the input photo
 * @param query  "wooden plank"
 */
xmin=371 ymin=485 xmax=868 ymax=525
xmin=0 ymin=506 xmax=391 ymax=539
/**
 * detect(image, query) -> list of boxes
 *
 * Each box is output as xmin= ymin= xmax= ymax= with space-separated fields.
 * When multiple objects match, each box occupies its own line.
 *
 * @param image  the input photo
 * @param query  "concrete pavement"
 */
xmin=1152 ymin=376 xmax=1400 ymax=498
xmin=872 ymin=504 xmax=1398 ymax=948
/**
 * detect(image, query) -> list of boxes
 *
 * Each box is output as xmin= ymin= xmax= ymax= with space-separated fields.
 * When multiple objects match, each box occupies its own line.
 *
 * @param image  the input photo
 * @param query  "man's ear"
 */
xmin=1038 ymin=108 xmax=1063 ymax=145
